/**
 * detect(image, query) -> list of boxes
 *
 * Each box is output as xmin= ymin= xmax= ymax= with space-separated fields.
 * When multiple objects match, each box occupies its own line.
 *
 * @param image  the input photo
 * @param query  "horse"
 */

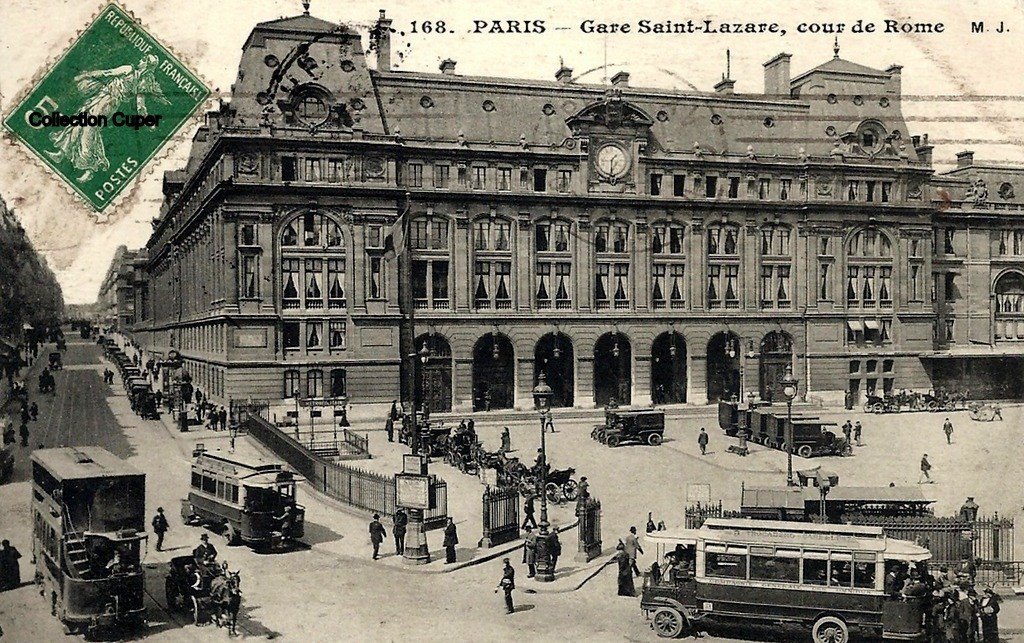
xmin=211 ymin=571 xmax=242 ymax=635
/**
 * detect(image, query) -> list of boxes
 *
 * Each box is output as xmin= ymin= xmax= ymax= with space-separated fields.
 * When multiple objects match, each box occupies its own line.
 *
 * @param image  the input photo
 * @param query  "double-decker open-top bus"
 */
xmin=182 ymin=446 xmax=304 ymax=547
xmin=31 ymin=447 xmax=147 ymax=637
xmin=641 ymin=518 xmax=931 ymax=642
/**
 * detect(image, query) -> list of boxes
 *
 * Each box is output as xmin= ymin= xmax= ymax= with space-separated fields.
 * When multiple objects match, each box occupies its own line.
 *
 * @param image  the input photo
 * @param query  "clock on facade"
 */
xmin=595 ymin=143 xmax=630 ymax=180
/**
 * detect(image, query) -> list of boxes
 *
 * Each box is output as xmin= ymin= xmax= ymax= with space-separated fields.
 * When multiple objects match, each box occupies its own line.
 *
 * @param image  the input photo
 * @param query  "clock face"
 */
xmin=596 ymin=144 xmax=630 ymax=179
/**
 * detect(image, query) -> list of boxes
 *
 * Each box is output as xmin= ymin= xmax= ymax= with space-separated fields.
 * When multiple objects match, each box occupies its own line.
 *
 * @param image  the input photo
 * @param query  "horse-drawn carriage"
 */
xmin=592 ymin=408 xmax=666 ymax=447
xmin=863 ymin=388 xmax=967 ymax=414
xmin=164 ymin=556 xmax=241 ymax=632
xmin=968 ymin=402 xmax=1003 ymax=422
xmin=442 ymin=429 xmax=480 ymax=474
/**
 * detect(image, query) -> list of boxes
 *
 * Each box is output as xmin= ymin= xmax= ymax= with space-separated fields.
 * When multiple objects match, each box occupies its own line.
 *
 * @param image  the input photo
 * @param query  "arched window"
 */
xmin=846 ymin=228 xmax=894 ymax=308
xmin=411 ymin=215 xmax=451 ymax=309
xmin=707 ymin=223 xmax=740 ymax=309
xmin=760 ymin=224 xmax=793 ymax=309
xmin=651 ymin=221 xmax=686 ymax=309
xmin=279 ymin=212 xmax=346 ymax=310
xmin=535 ymin=218 xmax=573 ymax=309
xmin=595 ymin=220 xmax=631 ymax=310
xmin=473 ymin=216 xmax=513 ymax=310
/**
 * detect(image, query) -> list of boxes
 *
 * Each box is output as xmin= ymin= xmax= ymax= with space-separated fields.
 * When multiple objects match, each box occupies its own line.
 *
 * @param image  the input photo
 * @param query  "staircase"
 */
xmin=64 ymin=535 xmax=93 ymax=579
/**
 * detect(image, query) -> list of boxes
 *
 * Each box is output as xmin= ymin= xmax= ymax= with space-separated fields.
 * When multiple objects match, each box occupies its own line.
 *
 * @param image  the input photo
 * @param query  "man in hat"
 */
xmin=443 ymin=517 xmax=459 ymax=564
xmin=918 ymin=454 xmax=933 ymax=484
xmin=152 ymin=507 xmax=169 ymax=551
xmin=495 ymin=558 xmax=515 ymax=614
xmin=697 ymin=427 xmax=709 ymax=455
xmin=393 ymin=509 xmax=408 ymax=555
xmin=980 ymin=587 xmax=1001 ymax=642
xmin=193 ymin=533 xmax=217 ymax=565
xmin=369 ymin=514 xmax=387 ymax=560
xmin=943 ymin=418 xmax=954 ymax=445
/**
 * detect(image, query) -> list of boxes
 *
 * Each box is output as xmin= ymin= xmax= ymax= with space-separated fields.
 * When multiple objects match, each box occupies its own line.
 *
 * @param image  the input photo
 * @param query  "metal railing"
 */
xmin=480 ymin=486 xmax=519 ymax=548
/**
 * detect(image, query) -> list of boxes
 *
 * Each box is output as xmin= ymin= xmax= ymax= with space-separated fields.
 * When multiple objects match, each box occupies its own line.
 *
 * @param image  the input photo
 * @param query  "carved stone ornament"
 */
xmin=999 ymin=181 xmax=1015 ymax=200
xmin=968 ymin=178 xmax=989 ymax=204
xmin=816 ymin=180 xmax=834 ymax=197
xmin=236 ymin=153 xmax=259 ymax=175
xmin=907 ymin=184 xmax=923 ymax=200
xmin=363 ymin=156 xmax=386 ymax=180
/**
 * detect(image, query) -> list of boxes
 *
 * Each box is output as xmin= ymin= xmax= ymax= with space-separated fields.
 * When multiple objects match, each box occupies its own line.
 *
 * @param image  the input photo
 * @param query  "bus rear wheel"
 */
xmin=652 ymin=607 xmax=689 ymax=638
xmin=811 ymin=615 xmax=848 ymax=643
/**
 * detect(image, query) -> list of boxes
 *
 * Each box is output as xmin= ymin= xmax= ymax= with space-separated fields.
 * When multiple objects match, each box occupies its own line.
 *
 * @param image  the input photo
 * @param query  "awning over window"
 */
xmin=863 ymin=320 xmax=880 ymax=330
xmin=846 ymin=320 xmax=864 ymax=333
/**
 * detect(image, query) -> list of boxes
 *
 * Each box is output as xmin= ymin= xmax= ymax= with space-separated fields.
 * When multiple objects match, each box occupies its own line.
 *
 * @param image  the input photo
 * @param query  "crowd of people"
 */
xmin=886 ymin=561 xmax=1002 ymax=643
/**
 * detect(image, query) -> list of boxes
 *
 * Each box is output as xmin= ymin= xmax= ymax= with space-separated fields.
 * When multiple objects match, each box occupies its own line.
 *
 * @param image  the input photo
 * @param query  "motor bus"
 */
xmin=641 ymin=518 xmax=931 ymax=642
xmin=31 ymin=447 xmax=147 ymax=638
xmin=181 ymin=446 xmax=305 ymax=548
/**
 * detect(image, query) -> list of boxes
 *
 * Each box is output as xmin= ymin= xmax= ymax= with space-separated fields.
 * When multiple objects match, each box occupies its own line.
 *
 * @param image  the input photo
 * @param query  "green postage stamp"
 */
xmin=3 ymin=3 xmax=209 ymax=212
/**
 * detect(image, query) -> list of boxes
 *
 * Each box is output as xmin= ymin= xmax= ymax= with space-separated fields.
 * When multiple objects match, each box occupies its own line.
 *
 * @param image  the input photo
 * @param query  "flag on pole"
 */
xmin=383 ymin=194 xmax=412 ymax=259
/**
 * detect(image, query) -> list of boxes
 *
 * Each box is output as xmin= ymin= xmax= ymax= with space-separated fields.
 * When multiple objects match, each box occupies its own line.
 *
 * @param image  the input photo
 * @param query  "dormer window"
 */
xmin=856 ymin=121 xmax=886 ymax=153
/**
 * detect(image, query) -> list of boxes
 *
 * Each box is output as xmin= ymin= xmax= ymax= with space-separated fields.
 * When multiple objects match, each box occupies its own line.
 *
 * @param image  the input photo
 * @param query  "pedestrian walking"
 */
xmin=523 ymin=526 xmax=537 ymax=577
xmin=369 ymin=514 xmax=387 ymax=560
xmin=0 ymin=540 xmax=22 ymax=591
xmin=19 ymin=422 xmax=29 ymax=447
xmin=980 ymin=587 xmax=1001 ymax=643
xmin=853 ymin=421 xmax=862 ymax=446
xmin=919 ymin=453 xmax=933 ymax=484
xmin=550 ymin=530 xmax=561 ymax=574
xmin=152 ymin=507 xmax=169 ymax=551
xmin=389 ymin=400 xmax=400 ymax=422
xmin=697 ymin=427 xmax=709 ymax=455
xmin=577 ymin=476 xmax=590 ymax=502
xmin=20 ymin=405 xmax=30 ymax=426
xmin=3 ymin=422 xmax=15 ymax=446
xmin=495 ymin=558 xmax=515 ymax=614
xmin=521 ymin=492 xmax=537 ymax=529
xmin=393 ymin=509 xmax=408 ymax=555
xmin=623 ymin=526 xmax=644 ymax=577
xmin=943 ymin=418 xmax=954 ymax=444
xmin=443 ymin=517 xmax=459 ymax=564
xmin=615 ymin=541 xmax=636 ymax=597
xmin=842 ymin=420 xmax=853 ymax=444
xmin=385 ymin=415 xmax=394 ymax=442
xmin=500 ymin=427 xmax=511 ymax=453
xmin=29 ymin=402 xmax=38 ymax=421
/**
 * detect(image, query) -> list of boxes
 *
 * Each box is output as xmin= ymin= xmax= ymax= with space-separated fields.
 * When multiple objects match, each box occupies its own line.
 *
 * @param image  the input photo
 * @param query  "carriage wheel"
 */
xmin=927 ymin=401 xmax=938 ymax=412
xmin=779 ymin=441 xmax=789 ymax=454
xmin=607 ymin=435 xmax=620 ymax=448
xmin=562 ymin=480 xmax=579 ymax=501
xmin=797 ymin=445 xmax=813 ymax=458
xmin=545 ymin=482 xmax=561 ymax=503
xmin=647 ymin=433 xmax=663 ymax=446
xmin=870 ymin=402 xmax=884 ymax=414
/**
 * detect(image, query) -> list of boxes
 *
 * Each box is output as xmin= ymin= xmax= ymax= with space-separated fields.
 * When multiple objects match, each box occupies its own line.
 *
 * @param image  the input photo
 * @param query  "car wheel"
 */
xmin=652 ymin=607 xmax=687 ymax=638
xmin=797 ymin=445 xmax=813 ymax=458
xmin=647 ymin=433 xmax=663 ymax=446
xmin=811 ymin=615 xmax=849 ymax=643
xmin=607 ymin=435 xmax=620 ymax=447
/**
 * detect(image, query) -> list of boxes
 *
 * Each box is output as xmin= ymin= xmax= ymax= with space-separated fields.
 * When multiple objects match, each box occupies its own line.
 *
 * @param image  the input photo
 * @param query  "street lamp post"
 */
xmin=781 ymin=364 xmax=799 ymax=487
xmin=532 ymin=372 xmax=555 ymax=582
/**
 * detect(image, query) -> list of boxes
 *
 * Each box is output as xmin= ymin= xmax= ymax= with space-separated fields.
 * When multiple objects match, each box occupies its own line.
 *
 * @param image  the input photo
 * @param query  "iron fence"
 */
xmin=480 ymin=486 xmax=520 ymax=548
xmin=242 ymin=412 xmax=447 ymax=530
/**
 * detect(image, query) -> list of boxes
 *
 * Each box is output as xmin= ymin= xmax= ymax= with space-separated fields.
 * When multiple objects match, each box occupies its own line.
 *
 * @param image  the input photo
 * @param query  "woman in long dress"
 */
xmin=46 ymin=53 xmax=168 ymax=183
xmin=615 ymin=541 xmax=635 ymax=597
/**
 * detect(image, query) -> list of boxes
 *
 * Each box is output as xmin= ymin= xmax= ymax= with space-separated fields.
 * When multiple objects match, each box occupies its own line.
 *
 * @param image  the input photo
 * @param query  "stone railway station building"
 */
xmin=120 ymin=9 xmax=1024 ymax=415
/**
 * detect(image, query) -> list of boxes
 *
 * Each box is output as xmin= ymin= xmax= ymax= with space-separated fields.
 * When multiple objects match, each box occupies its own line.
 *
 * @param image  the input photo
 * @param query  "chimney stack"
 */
xmin=763 ymin=52 xmax=792 ymax=98
xmin=956 ymin=150 xmax=975 ymax=169
xmin=374 ymin=10 xmax=392 ymax=72
xmin=886 ymin=64 xmax=903 ymax=97
xmin=611 ymin=71 xmax=629 ymax=87
xmin=555 ymin=63 xmax=573 ymax=84
xmin=439 ymin=58 xmax=457 ymax=75
xmin=714 ymin=77 xmax=736 ymax=94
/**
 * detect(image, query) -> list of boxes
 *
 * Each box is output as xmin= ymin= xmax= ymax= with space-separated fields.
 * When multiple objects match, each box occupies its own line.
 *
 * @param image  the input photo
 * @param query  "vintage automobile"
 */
xmin=717 ymin=400 xmax=848 ymax=458
xmin=129 ymin=382 xmax=159 ymax=419
xmin=48 ymin=351 xmax=63 ymax=370
xmin=592 ymin=408 xmax=666 ymax=447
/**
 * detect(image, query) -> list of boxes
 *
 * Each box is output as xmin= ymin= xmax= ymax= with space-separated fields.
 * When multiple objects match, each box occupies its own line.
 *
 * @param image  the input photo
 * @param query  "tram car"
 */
xmin=181 ymin=446 xmax=305 ymax=548
xmin=30 ymin=447 xmax=147 ymax=638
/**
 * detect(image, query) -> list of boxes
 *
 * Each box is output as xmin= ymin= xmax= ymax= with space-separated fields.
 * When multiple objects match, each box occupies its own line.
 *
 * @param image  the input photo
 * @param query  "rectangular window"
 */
xmin=750 ymin=553 xmax=799 ymax=584
xmin=758 ymin=178 xmax=771 ymax=200
xmin=819 ymin=262 xmax=831 ymax=300
xmin=408 ymin=163 xmax=423 ymax=187
xmin=431 ymin=220 xmax=448 ymax=250
xmin=595 ymin=263 xmax=610 ymax=304
xmin=327 ymin=320 xmax=346 ymax=350
xmin=761 ymin=266 xmax=773 ymax=307
xmin=724 ymin=266 xmax=739 ymax=306
xmin=910 ymin=264 xmax=921 ymax=300
xmin=853 ymin=561 xmax=876 ymax=589
xmin=554 ymin=262 xmax=571 ymax=307
xmin=283 ymin=322 xmax=300 ymax=350
xmin=282 ymin=156 xmax=297 ymax=181
xmin=495 ymin=262 xmax=511 ymax=307
xmin=705 ymin=175 xmax=718 ymax=198
xmin=474 ymin=261 xmax=491 ymax=307
xmin=847 ymin=267 xmax=860 ymax=303
xmin=330 ymin=369 xmax=347 ymax=397
xmin=614 ymin=263 xmax=629 ymax=307
xmin=706 ymin=551 xmax=747 ymax=579
xmin=946 ymin=318 xmax=955 ymax=342
xmin=650 ymin=173 xmax=662 ymax=196
xmin=473 ymin=221 xmax=490 ymax=251
xmin=472 ymin=166 xmax=487 ymax=190
xmin=945 ymin=273 xmax=958 ymax=301
xmin=368 ymin=256 xmax=383 ymax=299
xmin=306 ymin=321 xmax=323 ymax=349
xmin=879 ymin=267 xmax=892 ymax=304
xmin=944 ymin=229 xmax=956 ymax=255
xmin=728 ymin=177 xmax=740 ymax=199
xmin=707 ymin=265 xmax=721 ymax=307
xmin=557 ymin=169 xmax=572 ymax=193
xmin=412 ymin=260 xmax=428 ymax=301
xmin=881 ymin=319 xmax=892 ymax=343
xmin=652 ymin=264 xmax=666 ymax=307
xmin=866 ymin=180 xmax=876 ymax=202
xmin=327 ymin=259 xmax=345 ymax=308
xmin=494 ymin=221 xmax=511 ymax=251
xmin=304 ymin=259 xmax=323 ymax=308
xmin=881 ymin=182 xmax=892 ymax=203
xmin=670 ymin=265 xmax=685 ymax=307
xmin=307 ymin=370 xmax=323 ymax=398
xmin=239 ymin=223 xmax=257 ymax=246
xmin=803 ymin=557 xmax=828 ymax=586
xmin=910 ymin=238 xmax=921 ymax=257
xmin=847 ymin=181 xmax=859 ymax=201
xmin=457 ymin=165 xmax=467 ymax=187
xmin=283 ymin=370 xmax=300 ymax=397
xmin=819 ymin=237 xmax=831 ymax=256
xmin=673 ymin=174 xmax=685 ymax=196
xmin=282 ymin=259 xmax=300 ymax=308
xmin=432 ymin=261 xmax=450 ymax=304
xmin=778 ymin=266 xmax=791 ymax=305
xmin=533 ymin=168 xmax=547 ymax=192
xmin=410 ymin=220 xmax=429 ymax=250
xmin=497 ymin=168 xmax=512 ymax=191
xmin=535 ymin=262 xmax=551 ymax=307
xmin=241 ymin=255 xmax=258 ymax=299
xmin=780 ymin=179 xmax=791 ymax=201
xmin=434 ymin=164 xmax=450 ymax=188
xmin=536 ymin=225 xmax=550 ymax=252
xmin=327 ymin=158 xmax=344 ymax=182
xmin=304 ymin=158 xmax=322 ymax=182
xmin=520 ymin=167 xmax=530 ymax=189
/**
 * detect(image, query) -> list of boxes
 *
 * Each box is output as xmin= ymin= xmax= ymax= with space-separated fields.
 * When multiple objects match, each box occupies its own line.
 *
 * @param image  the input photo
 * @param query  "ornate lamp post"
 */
xmin=532 ymin=372 xmax=555 ymax=582
xmin=781 ymin=364 xmax=799 ymax=487
xmin=407 ymin=344 xmax=432 ymax=454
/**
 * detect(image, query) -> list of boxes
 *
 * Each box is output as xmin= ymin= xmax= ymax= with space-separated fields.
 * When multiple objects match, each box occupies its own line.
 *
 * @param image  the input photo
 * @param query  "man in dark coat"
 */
xmin=495 ymin=558 xmax=515 ymax=614
xmin=152 ymin=507 xmax=169 ymax=551
xmin=980 ymin=587 xmax=1001 ymax=643
xmin=393 ymin=509 xmax=408 ymax=555
xmin=0 ymin=540 xmax=22 ymax=591
xmin=443 ymin=517 xmax=458 ymax=564
xmin=521 ymin=492 xmax=537 ymax=529
xmin=385 ymin=415 xmax=395 ymax=442
xmin=28 ymin=402 xmax=38 ymax=421
xmin=549 ymin=531 xmax=561 ymax=574
xmin=369 ymin=514 xmax=387 ymax=560
xmin=697 ymin=428 xmax=709 ymax=455
xmin=193 ymin=533 xmax=218 ymax=564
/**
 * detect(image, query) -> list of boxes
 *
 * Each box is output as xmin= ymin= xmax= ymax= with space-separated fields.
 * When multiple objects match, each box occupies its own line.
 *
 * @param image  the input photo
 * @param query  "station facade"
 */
xmin=122 ymin=9 xmax=1020 ymax=413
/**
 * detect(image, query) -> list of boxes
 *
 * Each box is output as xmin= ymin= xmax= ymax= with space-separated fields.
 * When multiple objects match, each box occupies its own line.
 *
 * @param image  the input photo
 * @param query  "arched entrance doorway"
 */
xmin=472 ymin=333 xmax=514 ymax=411
xmin=651 ymin=332 xmax=687 ymax=405
xmin=707 ymin=332 xmax=741 ymax=403
xmin=759 ymin=331 xmax=794 ymax=402
xmin=534 ymin=333 xmax=574 ymax=408
xmin=415 ymin=334 xmax=452 ymax=413
xmin=594 ymin=333 xmax=632 ymax=407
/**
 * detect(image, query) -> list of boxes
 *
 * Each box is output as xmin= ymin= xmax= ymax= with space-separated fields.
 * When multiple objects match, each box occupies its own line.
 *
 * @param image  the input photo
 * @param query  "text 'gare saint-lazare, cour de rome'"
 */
xmin=577 ymin=18 xmax=945 ymax=35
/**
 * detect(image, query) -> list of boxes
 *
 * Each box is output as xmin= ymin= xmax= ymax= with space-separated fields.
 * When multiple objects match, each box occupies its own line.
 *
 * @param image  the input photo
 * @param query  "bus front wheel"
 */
xmin=652 ymin=607 xmax=689 ymax=638
xmin=811 ymin=615 xmax=848 ymax=643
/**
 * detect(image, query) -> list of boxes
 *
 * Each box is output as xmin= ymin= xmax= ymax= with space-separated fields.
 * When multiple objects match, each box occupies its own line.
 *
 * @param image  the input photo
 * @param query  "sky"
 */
xmin=3 ymin=0 xmax=1024 ymax=304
